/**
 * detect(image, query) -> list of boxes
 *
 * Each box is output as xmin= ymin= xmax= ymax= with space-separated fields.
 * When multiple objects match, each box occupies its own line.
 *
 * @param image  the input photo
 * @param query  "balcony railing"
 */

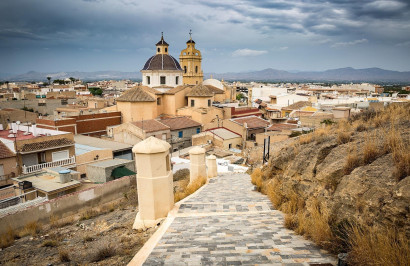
xmin=22 ymin=156 xmax=76 ymax=174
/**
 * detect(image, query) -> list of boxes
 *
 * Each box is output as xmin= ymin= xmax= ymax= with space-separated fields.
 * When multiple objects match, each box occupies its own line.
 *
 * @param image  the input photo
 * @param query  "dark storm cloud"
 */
xmin=0 ymin=0 xmax=409 ymax=73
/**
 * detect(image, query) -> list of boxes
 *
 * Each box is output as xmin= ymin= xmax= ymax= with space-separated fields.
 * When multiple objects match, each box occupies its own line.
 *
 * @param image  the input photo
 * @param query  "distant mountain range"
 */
xmin=205 ymin=67 xmax=410 ymax=83
xmin=1 ymin=67 xmax=409 ymax=83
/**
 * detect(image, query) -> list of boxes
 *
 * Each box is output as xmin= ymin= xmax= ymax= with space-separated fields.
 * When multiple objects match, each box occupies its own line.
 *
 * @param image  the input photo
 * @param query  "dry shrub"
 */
xmin=337 ymin=130 xmax=351 ymax=144
xmin=299 ymin=134 xmax=313 ymax=145
xmin=50 ymin=215 xmax=74 ymax=229
xmin=348 ymin=225 xmax=409 ymax=266
xmin=173 ymin=168 xmax=190 ymax=181
xmin=355 ymin=123 xmax=367 ymax=132
xmin=280 ymin=189 xmax=305 ymax=215
xmin=344 ymin=146 xmax=360 ymax=175
xmin=362 ymin=134 xmax=379 ymax=164
xmin=266 ymin=178 xmax=283 ymax=208
xmin=383 ymin=125 xmax=410 ymax=181
xmin=250 ymin=168 xmax=263 ymax=190
xmin=83 ymin=235 xmax=94 ymax=242
xmin=19 ymin=221 xmax=42 ymax=237
xmin=42 ymin=240 xmax=58 ymax=247
xmin=59 ymin=249 xmax=70 ymax=262
xmin=314 ymin=127 xmax=331 ymax=143
xmin=174 ymin=176 xmax=207 ymax=202
xmin=303 ymin=200 xmax=333 ymax=249
xmin=79 ymin=209 xmax=99 ymax=221
xmin=92 ymin=244 xmax=115 ymax=262
xmin=0 ymin=227 xmax=17 ymax=249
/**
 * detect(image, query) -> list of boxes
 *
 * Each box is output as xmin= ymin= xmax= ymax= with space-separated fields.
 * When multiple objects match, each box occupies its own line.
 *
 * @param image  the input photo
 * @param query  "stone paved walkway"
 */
xmin=140 ymin=173 xmax=336 ymax=265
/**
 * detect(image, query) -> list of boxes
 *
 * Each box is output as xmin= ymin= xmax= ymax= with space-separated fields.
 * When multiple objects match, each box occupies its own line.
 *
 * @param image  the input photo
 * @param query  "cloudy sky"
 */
xmin=1 ymin=0 xmax=410 ymax=74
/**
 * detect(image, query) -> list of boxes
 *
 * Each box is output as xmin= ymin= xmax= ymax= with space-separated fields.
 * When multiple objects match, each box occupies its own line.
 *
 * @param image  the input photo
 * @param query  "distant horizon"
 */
xmin=1 ymin=0 xmax=410 ymax=74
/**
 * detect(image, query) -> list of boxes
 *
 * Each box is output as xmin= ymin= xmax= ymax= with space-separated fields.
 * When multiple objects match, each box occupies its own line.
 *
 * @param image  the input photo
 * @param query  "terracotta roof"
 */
xmin=0 ymin=141 xmax=15 ymax=159
xmin=159 ymin=117 xmax=201 ymax=131
xmin=163 ymin=85 xmax=190 ymax=95
xmin=131 ymin=120 xmax=170 ymax=133
xmin=116 ymin=86 xmax=156 ymax=102
xmin=267 ymin=123 xmax=297 ymax=131
xmin=204 ymin=85 xmax=224 ymax=94
xmin=20 ymin=138 xmax=74 ymax=153
xmin=142 ymin=54 xmax=182 ymax=71
xmin=282 ymin=101 xmax=312 ymax=110
xmin=231 ymin=116 xmax=270 ymax=129
xmin=186 ymin=84 xmax=214 ymax=97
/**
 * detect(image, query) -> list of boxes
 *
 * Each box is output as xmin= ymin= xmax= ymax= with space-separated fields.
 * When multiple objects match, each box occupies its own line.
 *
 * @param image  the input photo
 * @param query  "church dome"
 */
xmin=142 ymin=54 xmax=183 ymax=71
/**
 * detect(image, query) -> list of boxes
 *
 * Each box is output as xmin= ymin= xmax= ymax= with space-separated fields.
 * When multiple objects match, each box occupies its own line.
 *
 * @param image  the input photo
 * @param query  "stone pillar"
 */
xmin=189 ymin=146 xmax=206 ymax=183
xmin=206 ymin=155 xmax=217 ymax=178
xmin=132 ymin=136 xmax=174 ymax=230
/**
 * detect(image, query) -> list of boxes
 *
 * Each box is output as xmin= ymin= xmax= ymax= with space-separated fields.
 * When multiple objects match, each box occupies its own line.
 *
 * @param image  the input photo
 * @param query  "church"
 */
xmin=115 ymin=32 xmax=236 ymax=125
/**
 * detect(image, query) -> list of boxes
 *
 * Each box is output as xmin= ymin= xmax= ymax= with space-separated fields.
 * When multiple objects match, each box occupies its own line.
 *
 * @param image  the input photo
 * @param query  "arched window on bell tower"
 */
xmin=184 ymin=66 xmax=187 ymax=73
xmin=195 ymin=66 xmax=198 ymax=73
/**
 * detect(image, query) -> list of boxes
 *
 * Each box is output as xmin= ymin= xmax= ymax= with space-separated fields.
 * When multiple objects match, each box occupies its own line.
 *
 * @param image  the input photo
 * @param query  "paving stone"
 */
xmin=143 ymin=173 xmax=336 ymax=265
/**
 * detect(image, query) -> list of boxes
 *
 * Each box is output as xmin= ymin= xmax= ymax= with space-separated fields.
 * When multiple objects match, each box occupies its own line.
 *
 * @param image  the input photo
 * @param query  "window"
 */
xmin=157 ymin=98 xmax=161 ymax=105
xmin=147 ymin=76 xmax=150 ymax=85
xmin=196 ymin=128 xmax=200 ymax=134
xmin=160 ymin=76 xmax=166 ymax=85
xmin=191 ymin=99 xmax=195 ymax=107
xmin=208 ymin=99 xmax=211 ymax=107
xmin=157 ymin=47 xmax=160 ymax=52
xmin=184 ymin=66 xmax=187 ymax=73
xmin=165 ymin=47 xmax=167 ymax=53
xmin=229 ymin=143 xmax=232 ymax=149
xmin=178 ymin=131 xmax=183 ymax=138
xmin=162 ymin=133 xmax=167 ymax=140
xmin=195 ymin=66 xmax=198 ymax=73
xmin=175 ymin=76 xmax=179 ymax=85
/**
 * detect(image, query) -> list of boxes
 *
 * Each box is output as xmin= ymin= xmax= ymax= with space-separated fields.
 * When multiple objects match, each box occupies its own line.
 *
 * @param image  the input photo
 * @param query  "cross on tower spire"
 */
xmin=189 ymin=29 xmax=192 ymax=40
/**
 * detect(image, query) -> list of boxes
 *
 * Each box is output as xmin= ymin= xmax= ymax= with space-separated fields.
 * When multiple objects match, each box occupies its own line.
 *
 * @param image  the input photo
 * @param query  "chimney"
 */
xmin=32 ymin=125 xmax=37 ymax=137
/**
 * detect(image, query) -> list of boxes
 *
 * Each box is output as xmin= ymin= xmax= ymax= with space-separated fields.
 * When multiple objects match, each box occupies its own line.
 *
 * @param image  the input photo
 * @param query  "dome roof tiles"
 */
xmin=142 ymin=54 xmax=182 ymax=71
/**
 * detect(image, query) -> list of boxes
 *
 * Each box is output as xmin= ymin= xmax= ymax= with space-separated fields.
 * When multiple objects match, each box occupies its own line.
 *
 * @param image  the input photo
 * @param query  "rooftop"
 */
xmin=74 ymin=135 xmax=132 ymax=152
xmin=88 ymin=158 xmax=133 ymax=168
xmin=159 ymin=116 xmax=201 ymax=131
xmin=116 ymin=86 xmax=156 ymax=102
xmin=13 ymin=172 xmax=81 ymax=194
xmin=267 ymin=123 xmax=298 ymax=131
xmin=0 ymin=125 xmax=69 ymax=142
xmin=131 ymin=119 xmax=170 ymax=133
xmin=231 ymin=116 xmax=270 ymax=129
xmin=0 ymin=141 xmax=15 ymax=159
xmin=206 ymin=128 xmax=241 ymax=140
xmin=75 ymin=143 xmax=105 ymax=156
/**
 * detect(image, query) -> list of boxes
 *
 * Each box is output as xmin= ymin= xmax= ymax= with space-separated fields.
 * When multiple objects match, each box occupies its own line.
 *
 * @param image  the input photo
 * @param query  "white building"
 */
xmin=141 ymin=34 xmax=183 ymax=89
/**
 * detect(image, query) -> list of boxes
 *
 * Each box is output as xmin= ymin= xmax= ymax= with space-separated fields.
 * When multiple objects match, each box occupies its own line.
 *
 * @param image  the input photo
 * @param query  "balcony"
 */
xmin=22 ymin=156 xmax=76 ymax=174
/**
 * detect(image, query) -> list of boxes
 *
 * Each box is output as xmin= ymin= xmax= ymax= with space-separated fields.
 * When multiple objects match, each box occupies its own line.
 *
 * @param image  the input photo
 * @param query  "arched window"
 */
xmin=147 ymin=76 xmax=150 ymax=85
xmin=184 ymin=66 xmax=187 ymax=73
xmin=195 ymin=66 xmax=198 ymax=73
xmin=157 ymin=48 xmax=160 ymax=52
xmin=165 ymin=47 xmax=168 ymax=52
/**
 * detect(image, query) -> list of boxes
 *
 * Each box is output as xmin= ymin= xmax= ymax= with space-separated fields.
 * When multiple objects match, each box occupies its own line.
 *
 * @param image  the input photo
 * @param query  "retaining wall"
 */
xmin=0 ymin=175 xmax=136 ymax=235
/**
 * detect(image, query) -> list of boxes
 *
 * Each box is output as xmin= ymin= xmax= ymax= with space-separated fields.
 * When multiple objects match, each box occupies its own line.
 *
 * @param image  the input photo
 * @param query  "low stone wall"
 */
xmin=0 ymin=175 xmax=136 ymax=235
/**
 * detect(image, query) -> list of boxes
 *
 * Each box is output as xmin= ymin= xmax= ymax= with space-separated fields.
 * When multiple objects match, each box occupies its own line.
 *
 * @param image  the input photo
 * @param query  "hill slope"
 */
xmin=252 ymin=103 xmax=409 ymax=265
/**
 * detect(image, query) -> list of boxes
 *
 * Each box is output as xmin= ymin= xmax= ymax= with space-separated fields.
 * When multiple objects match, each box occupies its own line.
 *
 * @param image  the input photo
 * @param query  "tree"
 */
xmin=47 ymin=76 xmax=51 ymax=85
xmin=236 ymin=93 xmax=244 ymax=101
xmin=88 ymin=87 xmax=103 ymax=96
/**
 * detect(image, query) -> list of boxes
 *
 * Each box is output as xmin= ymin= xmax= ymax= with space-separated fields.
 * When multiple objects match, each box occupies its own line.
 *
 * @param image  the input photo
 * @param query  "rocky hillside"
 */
xmin=252 ymin=102 xmax=409 ymax=265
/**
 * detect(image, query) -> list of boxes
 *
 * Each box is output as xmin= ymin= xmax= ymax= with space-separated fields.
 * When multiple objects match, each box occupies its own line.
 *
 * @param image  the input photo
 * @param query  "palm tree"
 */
xmin=47 ymin=76 xmax=51 ymax=85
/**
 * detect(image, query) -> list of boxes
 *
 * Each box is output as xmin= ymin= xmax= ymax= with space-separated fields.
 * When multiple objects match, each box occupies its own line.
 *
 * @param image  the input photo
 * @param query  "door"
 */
xmin=52 ymin=150 xmax=69 ymax=161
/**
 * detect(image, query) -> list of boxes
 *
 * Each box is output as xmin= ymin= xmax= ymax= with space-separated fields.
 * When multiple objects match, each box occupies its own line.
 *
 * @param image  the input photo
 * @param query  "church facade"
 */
xmin=115 ymin=33 xmax=236 ymax=125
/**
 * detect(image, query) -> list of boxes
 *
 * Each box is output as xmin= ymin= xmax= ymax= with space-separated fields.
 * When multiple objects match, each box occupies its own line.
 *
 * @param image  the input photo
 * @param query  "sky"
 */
xmin=1 ymin=0 xmax=410 ymax=74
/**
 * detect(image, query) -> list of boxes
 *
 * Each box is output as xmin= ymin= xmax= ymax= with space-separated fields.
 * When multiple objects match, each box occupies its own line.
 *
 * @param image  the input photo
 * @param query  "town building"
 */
xmin=192 ymin=127 xmax=242 ymax=150
xmin=0 ymin=141 xmax=17 ymax=187
xmin=74 ymin=135 xmax=133 ymax=160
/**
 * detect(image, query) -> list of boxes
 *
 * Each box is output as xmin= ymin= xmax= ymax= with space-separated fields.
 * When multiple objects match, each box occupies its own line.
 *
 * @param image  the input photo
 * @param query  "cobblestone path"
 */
xmin=142 ymin=173 xmax=336 ymax=265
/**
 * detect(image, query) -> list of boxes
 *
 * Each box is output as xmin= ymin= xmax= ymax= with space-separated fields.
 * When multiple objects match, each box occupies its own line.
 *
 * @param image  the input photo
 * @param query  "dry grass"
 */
xmin=49 ymin=215 xmax=74 ymax=229
xmin=250 ymin=168 xmax=263 ymax=190
xmin=344 ymin=146 xmax=361 ymax=175
xmin=383 ymin=125 xmax=410 ymax=181
xmin=59 ymin=249 xmax=70 ymax=262
xmin=299 ymin=134 xmax=313 ymax=145
xmin=337 ymin=131 xmax=351 ymax=144
xmin=92 ymin=244 xmax=115 ymax=262
xmin=42 ymin=240 xmax=58 ymax=247
xmin=266 ymin=178 xmax=283 ymax=208
xmin=173 ymin=168 xmax=190 ymax=181
xmin=362 ymin=134 xmax=379 ymax=164
xmin=0 ymin=227 xmax=17 ymax=249
xmin=174 ymin=176 xmax=207 ymax=202
xmin=19 ymin=221 xmax=42 ymax=237
xmin=347 ymin=224 xmax=410 ymax=266
xmin=79 ymin=209 xmax=99 ymax=221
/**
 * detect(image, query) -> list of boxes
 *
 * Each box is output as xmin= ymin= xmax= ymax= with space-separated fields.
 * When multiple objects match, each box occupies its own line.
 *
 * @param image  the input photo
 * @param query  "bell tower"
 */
xmin=179 ymin=30 xmax=203 ymax=85
xmin=156 ymin=32 xmax=169 ymax=55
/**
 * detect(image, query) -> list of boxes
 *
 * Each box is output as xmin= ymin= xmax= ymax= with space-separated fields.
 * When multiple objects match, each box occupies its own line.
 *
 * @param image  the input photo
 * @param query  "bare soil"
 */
xmin=0 ymin=175 xmax=189 ymax=266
